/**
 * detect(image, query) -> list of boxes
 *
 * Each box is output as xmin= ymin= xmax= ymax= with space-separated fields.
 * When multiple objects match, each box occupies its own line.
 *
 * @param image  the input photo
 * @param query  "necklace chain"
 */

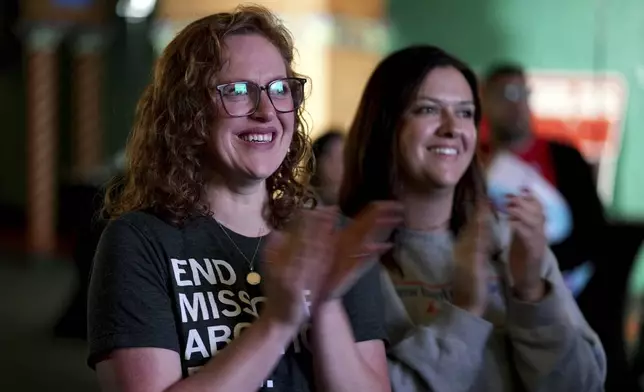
xmin=213 ymin=219 xmax=263 ymax=272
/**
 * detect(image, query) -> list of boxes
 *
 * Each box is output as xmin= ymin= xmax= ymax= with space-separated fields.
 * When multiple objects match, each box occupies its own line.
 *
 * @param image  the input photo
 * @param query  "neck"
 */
xmin=399 ymin=186 xmax=453 ymax=232
xmin=206 ymin=173 xmax=269 ymax=237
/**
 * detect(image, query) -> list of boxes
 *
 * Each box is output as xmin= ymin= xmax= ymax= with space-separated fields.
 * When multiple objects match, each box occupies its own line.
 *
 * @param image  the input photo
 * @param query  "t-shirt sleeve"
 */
xmin=341 ymin=262 xmax=387 ymax=343
xmin=87 ymin=218 xmax=180 ymax=368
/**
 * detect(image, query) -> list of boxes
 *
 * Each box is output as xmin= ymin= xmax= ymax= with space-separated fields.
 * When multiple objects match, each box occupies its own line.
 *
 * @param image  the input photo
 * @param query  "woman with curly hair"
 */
xmin=88 ymin=6 xmax=399 ymax=391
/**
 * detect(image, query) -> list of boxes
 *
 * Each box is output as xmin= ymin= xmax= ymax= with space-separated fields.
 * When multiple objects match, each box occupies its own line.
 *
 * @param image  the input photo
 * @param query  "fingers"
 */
xmin=507 ymin=189 xmax=542 ymax=215
xmin=286 ymin=209 xmax=336 ymax=261
xmin=349 ymin=242 xmax=394 ymax=260
xmin=270 ymin=208 xmax=336 ymax=273
xmin=506 ymin=204 xmax=543 ymax=229
xmin=324 ymin=241 xmax=390 ymax=299
xmin=473 ymin=200 xmax=493 ymax=233
xmin=294 ymin=209 xmax=336 ymax=268
xmin=456 ymin=200 xmax=492 ymax=255
xmin=320 ymin=202 xmax=402 ymax=298
xmin=351 ymin=201 xmax=404 ymax=244
xmin=294 ymin=207 xmax=336 ymax=238
xmin=263 ymin=231 xmax=288 ymax=264
xmin=505 ymin=188 xmax=545 ymax=230
xmin=272 ymin=202 xmax=402 ymax=301
xmin=508 ymin=219 xmax=533 ymax=242
xmin=338 ymin=201 xmax=402 ymax=265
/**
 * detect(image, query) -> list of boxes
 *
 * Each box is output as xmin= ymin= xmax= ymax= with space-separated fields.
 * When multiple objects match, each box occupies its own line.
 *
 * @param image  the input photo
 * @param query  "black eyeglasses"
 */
xmin=215 ymin=77 xmax=306 ymax=117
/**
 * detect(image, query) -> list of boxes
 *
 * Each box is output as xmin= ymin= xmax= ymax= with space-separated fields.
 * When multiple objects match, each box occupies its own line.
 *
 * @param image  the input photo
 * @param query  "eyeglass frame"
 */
xmin=214 ymin=77 xmax=307 ymax=118
xmin=495 ymin=83 xmax=531 ymax=103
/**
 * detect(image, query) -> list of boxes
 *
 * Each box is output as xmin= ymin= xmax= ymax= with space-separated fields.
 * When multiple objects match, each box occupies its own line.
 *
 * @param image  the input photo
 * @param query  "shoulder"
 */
xmin=546 ymin=140 xmax=585 ymax=160
xmin=102 ymin=211 xmax=201 ymax=248
xmin=95 ymin=211 xmax=194 ymax=275
xmin=110 ymin=210 xmax=177 ymax=235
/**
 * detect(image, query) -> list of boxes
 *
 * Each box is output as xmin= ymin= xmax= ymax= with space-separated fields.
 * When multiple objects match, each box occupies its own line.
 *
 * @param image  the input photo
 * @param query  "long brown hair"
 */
xmin=104 ymin=5 xmax=313 ymax=229
xmin=340 ymin=45 xmax=486 ymax=243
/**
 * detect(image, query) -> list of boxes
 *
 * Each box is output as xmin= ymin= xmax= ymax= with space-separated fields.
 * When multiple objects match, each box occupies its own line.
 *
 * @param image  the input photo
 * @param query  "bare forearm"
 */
xmin=167 ymin=317 xmax=297 ymax=392
xmin=311 ymin=300 xmax=389 ymax=392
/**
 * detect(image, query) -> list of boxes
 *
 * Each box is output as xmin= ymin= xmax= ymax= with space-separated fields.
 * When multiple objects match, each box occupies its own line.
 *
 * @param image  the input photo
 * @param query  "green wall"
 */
xmin=389 ymin=0 xmax=644 ymax=220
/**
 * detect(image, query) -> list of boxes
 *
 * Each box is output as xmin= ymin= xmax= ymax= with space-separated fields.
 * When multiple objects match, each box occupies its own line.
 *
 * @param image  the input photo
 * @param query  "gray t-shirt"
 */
xmin=88 ymin=211 xmax=386 ymax=391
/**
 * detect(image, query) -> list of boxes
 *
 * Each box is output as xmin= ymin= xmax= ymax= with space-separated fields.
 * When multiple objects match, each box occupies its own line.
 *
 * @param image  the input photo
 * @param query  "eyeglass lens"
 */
xmin=502 ymin=84 xmax=530 ymax=103
xmin=219 ymin=78 xmax=304 ymax=117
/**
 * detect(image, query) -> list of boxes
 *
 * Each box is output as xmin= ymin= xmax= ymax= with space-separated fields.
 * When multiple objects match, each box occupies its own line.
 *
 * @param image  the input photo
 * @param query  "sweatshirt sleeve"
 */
xmin=506 ymin=249 xmax=607 ymax=391
xmin=387 ymin=302 xmax=493 ymax=392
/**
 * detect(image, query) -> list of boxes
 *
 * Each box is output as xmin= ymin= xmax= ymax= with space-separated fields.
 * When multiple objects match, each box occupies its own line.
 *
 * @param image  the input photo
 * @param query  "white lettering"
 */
xmin=188 ymin=258 xmax=217 ymax=286
xmin=252 ymin=296 xmax=266 ymax=317
xmin=185 ymin=329 xmax=209 ymax=360
xmin=234 ymin=322 xmax=251 ymax=339
xmin=219 ymin=290 xmax=242 ymax=317
xmin=207 ymin=325 xmax=231 ymax=355
xmin=171 ymin=259 xmax=193 ymax=286
xmin=239 ymin=291 xmax=260 ymax=318
xmin=179 ymin=292 xmax=209 ymax=323
xmin=206 ymin=291 xmax=220 ymax=320
xmin=212 ymin=259 xmax=236 ymax=285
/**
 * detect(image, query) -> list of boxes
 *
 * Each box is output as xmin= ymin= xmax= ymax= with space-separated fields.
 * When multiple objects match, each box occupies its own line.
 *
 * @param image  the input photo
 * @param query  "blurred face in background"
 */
xmin=316 ymin=137 xmax=345 ymax=204
xmin=483 ymin=74 xmax=532 ymax=145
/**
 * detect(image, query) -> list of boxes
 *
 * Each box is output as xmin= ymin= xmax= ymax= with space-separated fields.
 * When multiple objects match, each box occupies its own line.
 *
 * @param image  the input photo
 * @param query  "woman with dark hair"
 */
xmin=311 ymin=130 xmax=345 ymax=205
xmin=340 ymin=45 xmax=606 ymax=391
xmin=88 ymin=6 xmax=399 ymax=391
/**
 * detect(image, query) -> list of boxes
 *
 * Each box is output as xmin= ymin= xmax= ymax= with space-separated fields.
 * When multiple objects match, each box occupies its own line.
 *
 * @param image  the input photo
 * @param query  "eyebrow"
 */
xmin=416 ymin=95 xmax=474 ymax=105
xmin=217 ymin=75 xmax=288 ymax=86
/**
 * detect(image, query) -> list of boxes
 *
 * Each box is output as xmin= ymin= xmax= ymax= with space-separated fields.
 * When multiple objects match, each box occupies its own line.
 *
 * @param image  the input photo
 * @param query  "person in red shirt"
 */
xmin=480 ymin=63 xmax=605 ymax=275
xmin=480 ymin=63 xmax=633 ymax=389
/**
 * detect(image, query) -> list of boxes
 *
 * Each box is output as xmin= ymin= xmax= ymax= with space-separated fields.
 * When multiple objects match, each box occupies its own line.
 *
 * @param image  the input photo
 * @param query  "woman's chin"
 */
xmin=242 ymin=165 xmax=282 ymax=182
xmin=420 ymin=172 xmax=462 ymax=191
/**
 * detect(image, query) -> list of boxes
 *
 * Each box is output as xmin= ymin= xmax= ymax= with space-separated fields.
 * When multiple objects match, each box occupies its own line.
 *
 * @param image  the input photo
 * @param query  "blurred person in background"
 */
xmin=480 ymin=63 xmax=607 ymax=294
xmin=341 ymin=45 xmax=606 ymax=391
xmin=54 ymin=149 xmax=127 ymax=341
xmin=311 ymin=130 xmax=345 ymax=205
xmin=88 ymin=6 xmax=399 ymax=391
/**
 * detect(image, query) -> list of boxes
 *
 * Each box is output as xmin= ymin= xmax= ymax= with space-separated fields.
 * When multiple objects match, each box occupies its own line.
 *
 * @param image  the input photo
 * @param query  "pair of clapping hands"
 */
xmin=261 ymin=189 xmax=549 ymax=329
xmin=261 ymin=202 xmax=402 ymax=329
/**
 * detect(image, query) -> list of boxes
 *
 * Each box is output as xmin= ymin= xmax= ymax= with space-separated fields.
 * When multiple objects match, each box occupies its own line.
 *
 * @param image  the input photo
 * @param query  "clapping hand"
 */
xmin=261 ymin=202 xmax=403 ymax=328
xmin=262 ymin=207 xmax=337 ymax=329
xmin=506 ymin=188 xmax=547 ymax=302
xmin=326 ymin=201 xmax=403 ymax=299
xmin=451 ymin=202 xmax=493 ymax=316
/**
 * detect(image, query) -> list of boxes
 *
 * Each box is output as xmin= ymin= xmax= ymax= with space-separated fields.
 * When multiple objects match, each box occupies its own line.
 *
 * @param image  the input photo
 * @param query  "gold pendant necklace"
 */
xmin=246 ymin=271 xmax=262 ymax=285
xmin=214 ymin=219 xmax=264 ymax=285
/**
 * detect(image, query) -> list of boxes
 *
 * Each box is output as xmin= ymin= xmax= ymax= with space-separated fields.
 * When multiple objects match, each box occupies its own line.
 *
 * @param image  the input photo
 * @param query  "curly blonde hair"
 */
xmin=104 ymin=5 xmax=314 ymax=229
